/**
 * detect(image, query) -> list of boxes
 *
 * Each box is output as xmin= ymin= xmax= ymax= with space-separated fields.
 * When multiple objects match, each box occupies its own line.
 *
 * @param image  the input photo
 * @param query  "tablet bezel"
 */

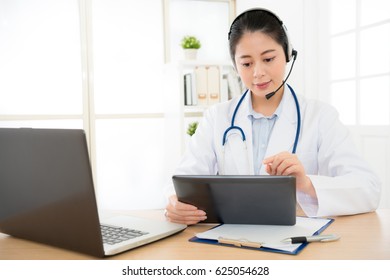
xmin=172 ymin=175 xmax=296 ymax=225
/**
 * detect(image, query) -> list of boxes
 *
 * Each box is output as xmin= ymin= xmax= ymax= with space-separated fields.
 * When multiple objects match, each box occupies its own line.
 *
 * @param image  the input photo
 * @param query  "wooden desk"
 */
xmin=1 ymin=209 xmax=389 ymax=260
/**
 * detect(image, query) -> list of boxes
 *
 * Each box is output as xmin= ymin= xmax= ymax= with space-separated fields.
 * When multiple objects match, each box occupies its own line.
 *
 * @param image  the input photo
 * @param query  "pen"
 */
xmin=281 ymin=234 xmax=340 ymax=244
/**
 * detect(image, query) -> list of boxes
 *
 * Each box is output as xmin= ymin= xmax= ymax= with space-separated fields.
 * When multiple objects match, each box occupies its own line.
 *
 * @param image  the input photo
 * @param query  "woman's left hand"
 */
xmin=263 ymin=151 xmax=317 ymax=198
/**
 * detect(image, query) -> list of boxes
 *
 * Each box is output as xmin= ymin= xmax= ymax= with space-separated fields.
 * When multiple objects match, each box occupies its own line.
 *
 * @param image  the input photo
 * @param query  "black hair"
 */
xmin=228 ymin=9 xmax=290 ymax=65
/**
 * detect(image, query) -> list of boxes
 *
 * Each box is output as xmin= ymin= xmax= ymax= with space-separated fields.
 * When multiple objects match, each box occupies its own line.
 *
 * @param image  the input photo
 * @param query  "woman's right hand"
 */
xmin=165 ymin=195 xmax=207 ymax=225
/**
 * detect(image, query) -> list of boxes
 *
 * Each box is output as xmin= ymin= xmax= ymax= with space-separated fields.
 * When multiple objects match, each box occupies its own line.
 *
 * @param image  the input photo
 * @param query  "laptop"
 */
xmin=0 ymin=128 xmax=186 ymax=257
xmin=173 ymin=175 xmax=296 ymax=225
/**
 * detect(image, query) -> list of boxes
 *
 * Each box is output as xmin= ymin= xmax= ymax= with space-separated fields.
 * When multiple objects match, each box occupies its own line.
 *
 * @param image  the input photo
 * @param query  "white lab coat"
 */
xmin=171 ymin=86 xmax=381 ymax=217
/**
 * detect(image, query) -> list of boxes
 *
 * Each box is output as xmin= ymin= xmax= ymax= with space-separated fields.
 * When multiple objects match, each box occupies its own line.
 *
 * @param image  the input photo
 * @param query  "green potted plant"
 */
xmin=186 ymin=121 xmax=198 ymax=136
xmin=181 ymin=36 xmax=201 ymax=60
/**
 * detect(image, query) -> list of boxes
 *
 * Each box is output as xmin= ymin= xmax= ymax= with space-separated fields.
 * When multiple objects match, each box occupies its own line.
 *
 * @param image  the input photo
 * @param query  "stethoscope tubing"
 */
xmin=222 ymin=84 xmax=301 ymax=154
xmin=288 ymin=84 xmax=300 ymax=154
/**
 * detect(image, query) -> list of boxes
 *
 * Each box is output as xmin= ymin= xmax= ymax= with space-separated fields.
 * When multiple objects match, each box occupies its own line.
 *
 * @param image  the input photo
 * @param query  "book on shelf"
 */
xmin=226 ymin=66 xmax=244 ymax=99
xmin=183 ymin=64 xmax=243 ymax=107
xmin=207 ymin=66 xmax=220 ymax=106
xmin=184 ymin=73 xmax=192 ymax=105
xmin=186 ymin=65 xmax=221 ymax=107
xmin=220 ymin=75 xmax=229 ymax=103
xmin=194 ymin=66 xmax=208 ymax=106
xmin=183 ymin=71 xmax=197 ymax=106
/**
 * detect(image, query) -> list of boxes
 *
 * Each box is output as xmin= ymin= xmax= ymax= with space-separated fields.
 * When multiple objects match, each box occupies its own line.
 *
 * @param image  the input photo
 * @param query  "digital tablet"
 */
xmin=172 ymin=175 xmax=296 ymax=225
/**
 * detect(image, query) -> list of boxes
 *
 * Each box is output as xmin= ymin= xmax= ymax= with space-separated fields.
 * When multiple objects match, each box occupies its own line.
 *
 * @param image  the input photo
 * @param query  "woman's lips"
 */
xmin=254 ymin=81 xmax=271 ymax=90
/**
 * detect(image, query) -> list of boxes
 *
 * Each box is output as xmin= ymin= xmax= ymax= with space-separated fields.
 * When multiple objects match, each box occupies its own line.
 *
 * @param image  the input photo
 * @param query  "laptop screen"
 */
xmin=0 ymin=128 xmax=104 ymax=257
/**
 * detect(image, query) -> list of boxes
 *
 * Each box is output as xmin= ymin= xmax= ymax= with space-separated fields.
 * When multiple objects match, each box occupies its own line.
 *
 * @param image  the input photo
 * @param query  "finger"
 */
xmin=282 ymin=165 xmax=299 ymax=176
xmin=272 ymin=153 xmax=298 ymax=174
xmin=264 ymin=151 xmax=292 ymax=163
xmin=165 ymin=199 xmax=206 ymax=225
xmin=174 ymin=200 xmax=199 ymax=211
xmin=264 ymin=154 xmax=286 ymax=174
xmin=267 ymin=163 xmax=277 ymax=175
xmin=169 ymin=195 xmax=198 ymax=211
xmin=264 ymin=163 xmax=272 ymax=174
xmin=274 ymin=158 xmax=295 ymax=175
xmin=166 ymin=201 xmax=205 ymax=216
xmin=263 ymin=157 xmax=276 ymax=175
xmin=166 ymin=211 xmax=207 ymax=225
xmin=262 ymin=155 xmax=275 ymax=165
xmin=267 ymin=157 xmax=283 ymax=175
xmin=165 ymin=206 xmax=207 ymax=225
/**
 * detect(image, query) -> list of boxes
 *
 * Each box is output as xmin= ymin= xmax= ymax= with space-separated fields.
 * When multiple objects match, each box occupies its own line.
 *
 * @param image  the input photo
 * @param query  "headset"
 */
xmin=228 ymin=8 xmax=297 ymax=63
xmin=221 ymin=8 xmax=301 ymax=172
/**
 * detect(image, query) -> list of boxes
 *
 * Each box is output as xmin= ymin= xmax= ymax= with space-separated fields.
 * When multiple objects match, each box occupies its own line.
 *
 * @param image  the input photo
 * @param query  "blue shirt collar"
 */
xmin=247 ymin=89 xmax=284 ymax=120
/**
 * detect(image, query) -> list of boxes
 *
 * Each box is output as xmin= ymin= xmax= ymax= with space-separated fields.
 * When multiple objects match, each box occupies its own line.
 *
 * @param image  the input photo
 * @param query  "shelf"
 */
xmin=184 ymin=105 xmax=208 ymax=113
xmin=178 ymin=59 xmax=232 ymax=67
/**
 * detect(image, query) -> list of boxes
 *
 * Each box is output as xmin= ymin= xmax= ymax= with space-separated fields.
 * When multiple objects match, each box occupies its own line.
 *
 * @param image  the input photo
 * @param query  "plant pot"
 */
xmin=183 ymin=49 xmax=198 ymax=60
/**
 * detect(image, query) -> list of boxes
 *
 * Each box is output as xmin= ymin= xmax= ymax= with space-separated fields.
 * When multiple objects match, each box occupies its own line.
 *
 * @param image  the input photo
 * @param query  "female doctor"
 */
xmin=165 ymin=8 xmax=381 ymax=225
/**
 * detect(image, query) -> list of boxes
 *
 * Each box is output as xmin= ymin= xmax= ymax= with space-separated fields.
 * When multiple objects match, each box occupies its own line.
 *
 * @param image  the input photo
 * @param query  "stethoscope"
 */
xmin=222 ymin=83 xmax=301 ymax=157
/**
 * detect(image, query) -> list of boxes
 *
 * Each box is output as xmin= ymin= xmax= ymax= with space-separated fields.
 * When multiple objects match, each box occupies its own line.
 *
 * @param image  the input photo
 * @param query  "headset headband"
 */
xmin=228 ymin=8 xmax=295 ymax=62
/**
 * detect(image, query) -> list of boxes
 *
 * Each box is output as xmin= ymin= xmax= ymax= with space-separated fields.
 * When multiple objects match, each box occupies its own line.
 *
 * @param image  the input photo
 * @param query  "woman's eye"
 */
xmin=241 ymin=62 xmax=251 ymax=67
xmin=264 ymin=57 xmax=275 ymax=63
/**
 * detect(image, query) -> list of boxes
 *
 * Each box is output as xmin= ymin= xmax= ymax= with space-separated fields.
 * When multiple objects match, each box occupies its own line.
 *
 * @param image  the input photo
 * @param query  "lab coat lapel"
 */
xmin=225 ymin=92 xmax=254 ymax=175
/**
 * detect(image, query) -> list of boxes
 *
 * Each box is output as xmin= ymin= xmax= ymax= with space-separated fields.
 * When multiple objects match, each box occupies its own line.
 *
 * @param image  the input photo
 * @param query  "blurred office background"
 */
xmin=0 ymin=0 xmax=389 ymax=210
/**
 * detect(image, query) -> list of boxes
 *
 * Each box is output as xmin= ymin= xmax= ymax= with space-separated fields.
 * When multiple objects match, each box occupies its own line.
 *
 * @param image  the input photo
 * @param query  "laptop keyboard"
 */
xmin=100 ymin=224 xmax=149 ymax=245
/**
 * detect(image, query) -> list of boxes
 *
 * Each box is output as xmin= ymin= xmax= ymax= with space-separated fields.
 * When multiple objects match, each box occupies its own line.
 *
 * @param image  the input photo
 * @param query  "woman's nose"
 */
xmin=253 ymin=63 xmax=265 ymax=78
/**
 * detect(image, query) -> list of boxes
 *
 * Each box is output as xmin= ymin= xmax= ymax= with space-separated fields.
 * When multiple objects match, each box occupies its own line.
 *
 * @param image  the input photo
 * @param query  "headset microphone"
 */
xmin=265 ymin=79 xmax=285 ymax=100
xmin=265 ymin=50 xmax=298 ymax=100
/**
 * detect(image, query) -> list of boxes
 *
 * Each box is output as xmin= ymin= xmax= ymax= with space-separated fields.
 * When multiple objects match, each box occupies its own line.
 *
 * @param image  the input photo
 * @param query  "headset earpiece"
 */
xmin=291 ymin=49 xmax=298 ymax=61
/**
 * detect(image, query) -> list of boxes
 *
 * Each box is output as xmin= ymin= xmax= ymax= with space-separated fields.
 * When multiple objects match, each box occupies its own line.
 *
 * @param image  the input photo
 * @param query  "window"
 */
xmin=0 ymin=0 xmax=83 ymax=124
xmin=327 ymin=0 xmax=390 ymax=125
xmin=0 ymin=0 xmax=167 ymax=210
xmin=320 ymin=0 xmax=390 ymax=208
xmin=92 ymin=0 xmax=165 ymax=115
xmin=0 ymin=0 xmax=234 ymax=210
xmin=90 ymin=0 xmax=167 ymax=210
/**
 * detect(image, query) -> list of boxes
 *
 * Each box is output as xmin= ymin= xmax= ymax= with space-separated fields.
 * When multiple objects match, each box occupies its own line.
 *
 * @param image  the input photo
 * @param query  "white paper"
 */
xmin=195 ymin=217 xmax=332 ymax=253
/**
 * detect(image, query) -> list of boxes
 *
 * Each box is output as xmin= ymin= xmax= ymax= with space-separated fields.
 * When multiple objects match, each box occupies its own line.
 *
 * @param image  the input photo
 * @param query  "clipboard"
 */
xmin=189 ymin=217 xmax=335 ymax=255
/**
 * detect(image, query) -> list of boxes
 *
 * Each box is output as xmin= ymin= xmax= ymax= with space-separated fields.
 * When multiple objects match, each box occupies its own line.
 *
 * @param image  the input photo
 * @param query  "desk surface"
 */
xmin=1 ymin=209 xmax=389 ymax=260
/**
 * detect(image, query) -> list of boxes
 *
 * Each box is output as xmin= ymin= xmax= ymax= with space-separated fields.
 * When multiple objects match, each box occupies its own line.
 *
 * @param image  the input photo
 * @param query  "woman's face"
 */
xmin=234 ymin=31 xmax=286 ymax=99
